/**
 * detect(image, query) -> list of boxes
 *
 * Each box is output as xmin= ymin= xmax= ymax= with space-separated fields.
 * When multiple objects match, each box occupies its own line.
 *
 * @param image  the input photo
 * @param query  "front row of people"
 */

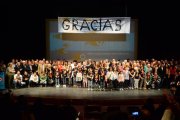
xmin=12 ymin=69 xmax=163 ymax=91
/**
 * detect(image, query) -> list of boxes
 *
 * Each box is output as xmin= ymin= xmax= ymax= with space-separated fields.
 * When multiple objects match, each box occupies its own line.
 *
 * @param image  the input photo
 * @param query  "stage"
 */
xmin=11 ymin=87 xmax=169 ymax=105
xmin=7 ymin=87 xmax=171 ymax=119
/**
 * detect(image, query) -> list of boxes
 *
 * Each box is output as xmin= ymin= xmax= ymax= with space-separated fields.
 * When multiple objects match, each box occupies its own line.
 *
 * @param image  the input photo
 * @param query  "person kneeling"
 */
xmin=29 ymin=72 xmax=39 ymax=87
xmin=13 ymin=70 xmax=23 ymax=89
xmin=39 ymin=72 xmax=47 ymax=87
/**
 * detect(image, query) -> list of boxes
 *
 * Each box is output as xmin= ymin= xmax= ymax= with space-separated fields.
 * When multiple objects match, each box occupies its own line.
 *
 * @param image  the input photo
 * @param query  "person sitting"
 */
xmin=146 ymin=72 xmax=153 ymax=89
xmin=22 ymin=71 xmax=30 ymax=88
xmin=13 ymin=70 xmax=23 ymax=88
xmin=47 ymin=70 xmax=54 ymax=86
xmin=29 ymin=72 xmax=39 ymax=87
xmin=175 ymin=71 xmax=180 ymax=96
xmin=39 ymin=72 xmax=47 ymax=87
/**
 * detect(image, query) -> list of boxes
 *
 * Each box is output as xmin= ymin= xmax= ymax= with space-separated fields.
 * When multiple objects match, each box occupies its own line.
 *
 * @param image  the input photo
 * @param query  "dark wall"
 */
xmin=5 ymin=0 xmax=179 ymax=63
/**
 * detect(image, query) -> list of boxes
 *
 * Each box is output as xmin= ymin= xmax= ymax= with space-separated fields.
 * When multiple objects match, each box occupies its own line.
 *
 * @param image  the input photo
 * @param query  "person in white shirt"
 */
xmin=76 ymin=69 xmax=82 ymax=87
xmin=29 ymin=72 xmax=39 ymax=87
xmin=13 ymin=70 xmax=23 ymax=88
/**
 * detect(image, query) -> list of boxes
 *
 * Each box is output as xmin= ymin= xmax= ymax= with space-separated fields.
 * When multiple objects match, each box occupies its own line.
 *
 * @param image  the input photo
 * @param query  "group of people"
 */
xmin=0 ymin=58 xmax=179 ymax=91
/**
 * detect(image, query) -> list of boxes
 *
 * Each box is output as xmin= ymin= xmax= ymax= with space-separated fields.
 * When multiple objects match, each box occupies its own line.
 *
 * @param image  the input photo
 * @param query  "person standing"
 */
xmin=6 ymin=62 xmax=15 ymax=89
xmin=157 ymin=64 xmax=166 ymax=88
xmin=129 ymin=69 xmax=135 ymax=89
xmin=123 ymin=67 xmax=130 ymax=90
xmin=55 ymin=71 xmax=60 ymax=87
xmin=134 ymin=69 xmax=140 ymax=89
xmin=99 ymin=69 xmax=105 ymax=90
xmin=118 ymin=71 xmax=124 ymax=90
xmin=87 ymin=68 xmax=94 ymax=90
xmin=139 ymin=68 xmax=146 ymax=89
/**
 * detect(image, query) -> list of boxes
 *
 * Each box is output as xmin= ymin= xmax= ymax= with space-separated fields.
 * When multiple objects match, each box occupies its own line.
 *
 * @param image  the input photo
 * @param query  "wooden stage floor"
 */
xmin=11 ymin=87 xmax=171 ymax=105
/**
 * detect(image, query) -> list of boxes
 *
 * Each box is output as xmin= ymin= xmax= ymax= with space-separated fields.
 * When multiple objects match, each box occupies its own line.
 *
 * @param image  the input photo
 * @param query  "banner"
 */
xmin=58 ymin=17 xmax=130 ymax=33
xmin=0 ymin=72 xmax=5 ymax=89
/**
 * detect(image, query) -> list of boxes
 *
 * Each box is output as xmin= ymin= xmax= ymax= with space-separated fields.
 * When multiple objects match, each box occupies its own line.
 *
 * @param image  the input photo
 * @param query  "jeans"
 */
xmin=100 ymin=81 xmax=105 ymax=89
xmin=88 ymin=80 xmax=93 ymax=89
xmin=55 ymin=78 xmax=60 ymax=86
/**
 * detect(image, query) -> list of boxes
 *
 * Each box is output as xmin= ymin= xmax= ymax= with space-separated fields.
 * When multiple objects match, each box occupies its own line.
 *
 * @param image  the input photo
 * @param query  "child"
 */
xmin=118 ymin=71 xmax=124 ymax=90
xmin=76 ymin=69 xmax=82 ymax=87
xmin=55 ymin=71 xmax=60 ymax=87
xmin=83 ymin=72 xmax=88 ymax=88
xmin=87 ymin=68 xmax=94 ymax=90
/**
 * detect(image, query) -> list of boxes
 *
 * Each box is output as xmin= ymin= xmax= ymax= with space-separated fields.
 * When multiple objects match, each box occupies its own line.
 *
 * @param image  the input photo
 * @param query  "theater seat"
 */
xmin=107 ymin=106 xmax=121 ymax=112
xmin=84 ymin=105 xmax=102 ymax=120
